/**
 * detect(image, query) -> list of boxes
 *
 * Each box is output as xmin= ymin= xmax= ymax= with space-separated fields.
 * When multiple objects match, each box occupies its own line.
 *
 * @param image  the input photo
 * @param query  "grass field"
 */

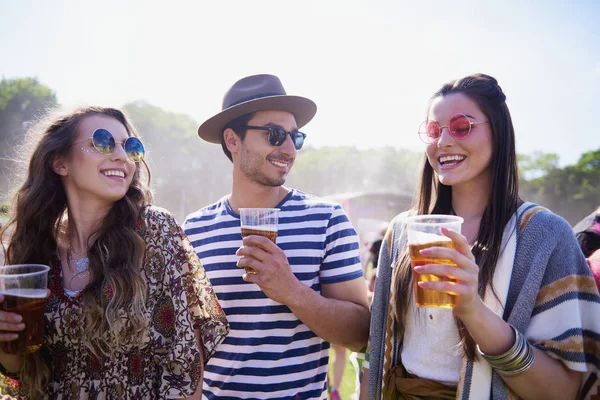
xmin=328 ymin=348 xmax=359 ymax=399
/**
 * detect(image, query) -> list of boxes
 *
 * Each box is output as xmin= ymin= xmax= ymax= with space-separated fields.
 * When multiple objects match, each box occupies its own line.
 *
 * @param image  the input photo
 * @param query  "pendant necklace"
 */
xmin=67 ymin=242 xmax=90 ymax=287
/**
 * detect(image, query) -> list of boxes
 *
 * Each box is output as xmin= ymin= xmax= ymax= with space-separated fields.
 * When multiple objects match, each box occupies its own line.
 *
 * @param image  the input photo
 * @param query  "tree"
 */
xmin=520 ymin=149 xmax=600 ymax=224
xmin=0 ymin=80 xmax=596 ymax=227
xmin=517 ymin=151 xmax=560 ymax=180
xmin=288 ymin=145 xmax=422 ymax=197
xmin=123 ymin=101 xmax=233 ymax=220
xmin=0 ymin=78 xmax=57 ymax=198
xmin=575 ymin=149 xmax=600 ymax=172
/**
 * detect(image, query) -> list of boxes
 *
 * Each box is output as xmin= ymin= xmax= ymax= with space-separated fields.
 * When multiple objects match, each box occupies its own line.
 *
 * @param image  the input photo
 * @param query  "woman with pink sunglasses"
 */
xmin=0 ymin=106 xmax=229 ymax=398
xmin=361 ymin=74 xmax=600 ymax=399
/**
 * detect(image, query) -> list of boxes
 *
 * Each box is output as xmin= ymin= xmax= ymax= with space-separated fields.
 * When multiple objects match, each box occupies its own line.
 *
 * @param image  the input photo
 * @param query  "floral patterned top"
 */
xmin=0 ymin=206 xmax=229 ymax=399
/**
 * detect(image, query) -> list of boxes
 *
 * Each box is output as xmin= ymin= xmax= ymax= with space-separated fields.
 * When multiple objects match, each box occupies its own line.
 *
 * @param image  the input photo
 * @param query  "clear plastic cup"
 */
xmin=239 ymin=208 xmax=279 ymax=275
xmin=405 ymin=215 xmax=463 ymax=308
xmin=0 ymin=264 xmax=49 ymax=354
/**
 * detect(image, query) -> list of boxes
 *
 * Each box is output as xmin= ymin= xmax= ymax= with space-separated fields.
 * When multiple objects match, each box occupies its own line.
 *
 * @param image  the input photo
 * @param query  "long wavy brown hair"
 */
xmin=0 ymin=106 xmax=153 ymax=397
xmin=393 ymin=73 xmax=520 ymax=361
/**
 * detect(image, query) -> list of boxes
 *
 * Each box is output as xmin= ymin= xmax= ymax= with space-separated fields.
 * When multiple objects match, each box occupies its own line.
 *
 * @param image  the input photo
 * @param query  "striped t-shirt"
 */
xmin=183 ymin=189 xmax=363 ymax=400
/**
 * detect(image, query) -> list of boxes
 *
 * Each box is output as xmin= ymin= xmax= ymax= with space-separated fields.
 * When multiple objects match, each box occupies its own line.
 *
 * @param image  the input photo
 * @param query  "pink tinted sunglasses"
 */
xmin=418 ymin=113 xmax=488 ymax=144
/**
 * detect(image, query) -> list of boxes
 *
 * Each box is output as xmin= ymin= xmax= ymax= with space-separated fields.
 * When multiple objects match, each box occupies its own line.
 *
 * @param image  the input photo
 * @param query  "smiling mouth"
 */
xmin=102 ymin=170 xmax=126 ymax=178
xmin=439 ymin=155 xmax=466 ymax=167
xmin=269 ymin=159 xmax=290 ymax=168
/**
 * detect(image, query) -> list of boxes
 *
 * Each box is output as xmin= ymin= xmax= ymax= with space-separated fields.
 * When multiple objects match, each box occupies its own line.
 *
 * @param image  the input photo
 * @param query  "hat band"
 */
xmin=227 ymin=92 xmax=285 ymax=109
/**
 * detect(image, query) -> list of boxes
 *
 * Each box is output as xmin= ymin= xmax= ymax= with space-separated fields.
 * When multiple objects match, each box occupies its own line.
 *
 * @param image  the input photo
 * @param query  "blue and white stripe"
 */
xmin=184 ymin=189 xmax=363 ymax=400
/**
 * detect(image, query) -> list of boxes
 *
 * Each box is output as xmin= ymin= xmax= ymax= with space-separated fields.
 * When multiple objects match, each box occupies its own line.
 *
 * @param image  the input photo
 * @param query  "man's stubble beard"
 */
xmin=239 ymin=149 xmax=290 ymax=188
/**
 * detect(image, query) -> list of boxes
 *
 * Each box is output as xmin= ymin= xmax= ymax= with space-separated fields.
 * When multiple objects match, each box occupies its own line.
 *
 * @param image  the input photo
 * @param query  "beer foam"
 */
xmin=0 ymin=288 xmax=47 ymax=298
xmin=407 ymin=231 xmax=452 ymax=244
xmin=240 ymin=225 xmax=277 ymax=232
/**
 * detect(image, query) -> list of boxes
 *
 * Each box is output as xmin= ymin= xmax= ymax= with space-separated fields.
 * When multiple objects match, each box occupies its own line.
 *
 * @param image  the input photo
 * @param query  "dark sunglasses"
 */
xmin=242 ymin=125 xmax=307 ymax=150
xmin=418 ymin=113 xmax=488 ymax=144
xmin=72 ymin=128 xmax=145 ymax=162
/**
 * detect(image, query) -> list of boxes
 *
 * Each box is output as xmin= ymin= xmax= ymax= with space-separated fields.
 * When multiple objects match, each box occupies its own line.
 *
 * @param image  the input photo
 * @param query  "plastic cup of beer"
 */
xmin=405 ymin=215 xmax=463 ymax=308
xmin=0 ymin=264 xmax=49 ymax=354
xmin=239 ymin=208 xmax=279 ymax=275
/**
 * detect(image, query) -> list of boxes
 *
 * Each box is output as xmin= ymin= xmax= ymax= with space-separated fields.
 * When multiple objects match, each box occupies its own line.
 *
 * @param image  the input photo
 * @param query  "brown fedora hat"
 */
xmin=198 ymin=74 xmax=317 ymax=144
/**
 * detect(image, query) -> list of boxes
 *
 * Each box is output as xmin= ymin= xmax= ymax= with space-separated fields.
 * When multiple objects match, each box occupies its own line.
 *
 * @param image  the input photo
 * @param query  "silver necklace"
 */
xmin=67 ymin=243 xmax=89 ymax=273
xmin=67 ymin=242 xmax=90 ymax=289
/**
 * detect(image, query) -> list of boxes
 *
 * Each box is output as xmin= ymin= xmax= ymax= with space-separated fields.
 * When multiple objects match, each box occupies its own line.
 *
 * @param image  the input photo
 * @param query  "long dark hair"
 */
xmin=0 ymin=106 xmax=153 ymax=396
xmin=393 ymin=73 xmax=520 ymax=361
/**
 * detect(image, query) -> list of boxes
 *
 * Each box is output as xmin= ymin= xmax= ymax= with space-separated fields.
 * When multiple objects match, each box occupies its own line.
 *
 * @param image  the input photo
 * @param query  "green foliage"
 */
xmin=520 ymin=149 xmax=600 ymax=224
xmin=288 ymin=145 xmax=422 ymax=197
xmin=0 ymin=77 xmax=57 ymax=139
xmin=575 ymin=149 xmax=600 ymax=172
xmin=517 ymin=151 xmax=560 ymax=180
xmin=123 ymin=100 xmax=425 ymax=220
xmin=0 ymin=77 xmax=597 ymax=227
xmin=0 ymin=77 xmax=58 ymax=198
xmin=121 ymin=100 xmax=426 ymax=220
xmin=123 ymin=101 xmax=233 ymax=219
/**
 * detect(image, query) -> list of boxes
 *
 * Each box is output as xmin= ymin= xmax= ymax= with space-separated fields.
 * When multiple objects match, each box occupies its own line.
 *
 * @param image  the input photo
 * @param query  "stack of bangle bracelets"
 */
xmin=477 ymin=325 xmax=536 ymax=377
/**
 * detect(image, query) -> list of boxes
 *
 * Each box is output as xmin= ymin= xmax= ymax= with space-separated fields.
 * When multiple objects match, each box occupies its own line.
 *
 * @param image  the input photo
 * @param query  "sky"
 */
xmin=1 ymin=0 xmax=598 ymax=166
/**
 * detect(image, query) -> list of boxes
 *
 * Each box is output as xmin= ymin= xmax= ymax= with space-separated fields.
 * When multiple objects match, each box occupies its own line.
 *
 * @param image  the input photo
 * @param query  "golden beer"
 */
xmin=409 ymin=240 xmax=457 ymax=308
xmin=241 ymin=227 xmax=277 ymax=274
xmin=0 ymin=289 xmax=47 ymax=354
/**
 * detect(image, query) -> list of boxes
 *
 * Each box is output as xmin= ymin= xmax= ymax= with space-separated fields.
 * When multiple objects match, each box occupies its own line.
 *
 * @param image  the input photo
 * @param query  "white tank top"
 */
xmin=401 ymin=296 xmax=463 ymax=386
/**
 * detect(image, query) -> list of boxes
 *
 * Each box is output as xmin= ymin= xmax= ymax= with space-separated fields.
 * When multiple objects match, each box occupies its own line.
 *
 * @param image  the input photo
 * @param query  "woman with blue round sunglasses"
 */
xmin=0 ymin=106 xmax=229 ymax=398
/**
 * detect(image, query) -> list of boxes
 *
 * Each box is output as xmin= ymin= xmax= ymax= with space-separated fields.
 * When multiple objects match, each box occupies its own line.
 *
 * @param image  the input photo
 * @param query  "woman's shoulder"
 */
xmin=137 ymin=206 xmax=180 ymax=236
xmin=388 ymin=209 xmax=417 ymax=231
xmin=139 ymin=205 xmax=176 ymax=220
xmin=377 ymin=210 xmax=416 ymax=253
xmin=518 ymin=203 xmax=572 ymax=237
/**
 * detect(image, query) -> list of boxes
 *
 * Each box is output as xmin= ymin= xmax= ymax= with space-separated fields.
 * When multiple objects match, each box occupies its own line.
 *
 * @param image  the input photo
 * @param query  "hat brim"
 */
xmin=197 ymin=95 xmax=317 ymax=144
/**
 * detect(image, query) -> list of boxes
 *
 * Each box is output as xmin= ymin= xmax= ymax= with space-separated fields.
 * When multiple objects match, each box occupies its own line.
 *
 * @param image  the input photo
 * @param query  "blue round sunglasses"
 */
xmin=72 ymin=128 xmax=145 ymax=162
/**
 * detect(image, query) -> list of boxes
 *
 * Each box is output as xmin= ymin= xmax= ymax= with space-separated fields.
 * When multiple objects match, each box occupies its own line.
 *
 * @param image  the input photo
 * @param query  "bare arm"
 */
xmin=461 ymin=303 xmax=580 ymax=400
xmin=286 ymin=278 xmax=370 ymax=351
xmin=237 ymin=235 xmax=370 ymax=351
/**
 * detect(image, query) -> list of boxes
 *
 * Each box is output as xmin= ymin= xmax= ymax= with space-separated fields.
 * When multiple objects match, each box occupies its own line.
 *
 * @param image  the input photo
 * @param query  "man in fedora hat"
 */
xmin=184 ymin=74 xmax=370 ymax=399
